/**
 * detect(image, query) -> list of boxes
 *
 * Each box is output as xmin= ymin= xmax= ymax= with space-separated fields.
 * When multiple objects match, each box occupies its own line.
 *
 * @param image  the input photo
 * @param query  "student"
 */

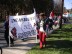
xmin=63 ymin=10 xmax=70 ymax=23
xmin=38 ymin=13 xmax=48 ymax=49
xmin=49 ymin=10 xmax=54 ymax=30
xmin=4 ymin=16 xmax=14 ymax=46
xmin=49 ymin=10 xmax=54 ymax=20
xmin=36 ymin=14 xmax=40 ymax=39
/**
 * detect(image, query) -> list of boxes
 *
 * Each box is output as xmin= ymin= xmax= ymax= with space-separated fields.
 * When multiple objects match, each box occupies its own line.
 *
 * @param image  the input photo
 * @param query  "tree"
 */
xmin=32 ymin=0 xmax=53 ymax=16
xmin=0 ymin=0 xmax=63 ymax=21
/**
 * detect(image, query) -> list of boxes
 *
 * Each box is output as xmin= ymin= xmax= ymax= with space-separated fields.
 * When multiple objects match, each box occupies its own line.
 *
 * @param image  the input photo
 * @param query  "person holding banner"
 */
xmin=39 ymin=13 xmax=49 ymax=49
xmin=4 ymin=16 xmax=14 ymax=46
xmin=36 ymin=14 xmax=40 ymax=39
xmin=49 ymin=10 xmax=54 ymax=30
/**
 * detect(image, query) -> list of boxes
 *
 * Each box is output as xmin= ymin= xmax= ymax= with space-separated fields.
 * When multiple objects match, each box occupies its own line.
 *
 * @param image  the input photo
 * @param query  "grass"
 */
xmin=27 ymin=24 xmax=72 ymax=54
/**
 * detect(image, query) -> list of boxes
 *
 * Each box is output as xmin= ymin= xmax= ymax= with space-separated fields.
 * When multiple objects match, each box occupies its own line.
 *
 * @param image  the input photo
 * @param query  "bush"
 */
xmin=0 ymin=18 xmax=5 ymax=23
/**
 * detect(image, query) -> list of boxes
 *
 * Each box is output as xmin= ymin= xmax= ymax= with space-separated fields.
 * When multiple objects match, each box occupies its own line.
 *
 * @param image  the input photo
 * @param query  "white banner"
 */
xmin=9 ymin=12 xmax=37 ymax=39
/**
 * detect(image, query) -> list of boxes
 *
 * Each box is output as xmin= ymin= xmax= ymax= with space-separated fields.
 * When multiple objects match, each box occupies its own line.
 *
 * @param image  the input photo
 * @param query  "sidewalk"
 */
xmin=0 ymin=23 xmax=38 ymax=54
xmin=1 ymin=37 xmax=39 ymax=54
xmin=0 ymin=22 xmax=59 ymax=54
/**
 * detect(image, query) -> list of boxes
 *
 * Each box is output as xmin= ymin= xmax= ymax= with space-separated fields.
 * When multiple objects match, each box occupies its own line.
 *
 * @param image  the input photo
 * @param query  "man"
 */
xmin=4 ymin=16 xmax=14 ymax=46
xmin=63 ymin=10 xmax=70 ymax=23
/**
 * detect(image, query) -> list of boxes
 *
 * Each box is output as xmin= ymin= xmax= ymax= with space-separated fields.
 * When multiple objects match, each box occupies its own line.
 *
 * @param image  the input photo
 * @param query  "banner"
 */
xmin=9 ymin=12 xmax=37 ymax=39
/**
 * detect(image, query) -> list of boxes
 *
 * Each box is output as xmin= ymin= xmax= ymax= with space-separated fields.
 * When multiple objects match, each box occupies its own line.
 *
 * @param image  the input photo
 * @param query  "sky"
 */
xmin=64 ymin=0 xmax=72 ymax=9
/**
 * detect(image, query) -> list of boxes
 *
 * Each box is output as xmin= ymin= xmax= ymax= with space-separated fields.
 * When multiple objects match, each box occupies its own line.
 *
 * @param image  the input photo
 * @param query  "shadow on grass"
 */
xmin=52 ymin=28 xmax=72 ymax=34
xmin=48 ymin=35 xmax=72 ymax=39
xmin=48 ymin=28 xmax=72 ymax=38
xmin=61 ymin=28 xmax=72 ymax=32
xmin=48 ymin=36 xmax=68 ymax=38
xmin=46 ymin=40 xmax=72 ymax=49
xmin=31 ymin=40 xmax=72 ymax=52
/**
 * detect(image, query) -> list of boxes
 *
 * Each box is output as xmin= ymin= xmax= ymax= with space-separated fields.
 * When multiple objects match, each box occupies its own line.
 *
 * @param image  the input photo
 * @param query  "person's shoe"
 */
xmin=40 ymin=44 xmax=43 ymax=49
xmin=43 ymin=44 xmax=46 ymax=48
xmin=40 ymin=46 xmax=43 ymax=49
xmin=11 ymin=43 xmax=14 ymax=47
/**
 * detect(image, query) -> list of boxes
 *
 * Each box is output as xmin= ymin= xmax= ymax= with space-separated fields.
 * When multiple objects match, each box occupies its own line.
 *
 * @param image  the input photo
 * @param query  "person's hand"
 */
xmin=46 ymin=24 xmax=48 ymax=27
xmin=44 ymin=32 xmax=47 ymax=36
xmin=34 ymin=23 xmax=36 ymax=26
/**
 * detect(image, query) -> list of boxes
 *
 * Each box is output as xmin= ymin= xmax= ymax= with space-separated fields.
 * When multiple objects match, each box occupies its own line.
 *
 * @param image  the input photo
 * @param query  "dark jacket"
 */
xmin=4 ymin=21 xmax=9 ymax=32
xmin=39 ymin=18 xmax=50 ymax=31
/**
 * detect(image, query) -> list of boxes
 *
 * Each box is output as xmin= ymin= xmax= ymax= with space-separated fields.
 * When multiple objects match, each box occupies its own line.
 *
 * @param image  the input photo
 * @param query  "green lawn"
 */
xmin=27 ymin=24 xmax=72 ymax=54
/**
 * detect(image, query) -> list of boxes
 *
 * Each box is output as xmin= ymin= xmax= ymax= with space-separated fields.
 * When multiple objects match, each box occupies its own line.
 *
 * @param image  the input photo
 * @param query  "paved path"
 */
xmin=0 ymin=22 xmax=59 ymax=54
xmin=0 ymin=36 xmax=38 ymax=54
xmin=0 ymin=23 xmax=39 ymax=54
xmin=3 ymin=39 xmax=38 ymax=54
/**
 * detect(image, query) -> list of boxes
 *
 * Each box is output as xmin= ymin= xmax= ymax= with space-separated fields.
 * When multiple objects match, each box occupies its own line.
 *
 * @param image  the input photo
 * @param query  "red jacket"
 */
xmin=50 ymin=11 xmax=54 ymax=18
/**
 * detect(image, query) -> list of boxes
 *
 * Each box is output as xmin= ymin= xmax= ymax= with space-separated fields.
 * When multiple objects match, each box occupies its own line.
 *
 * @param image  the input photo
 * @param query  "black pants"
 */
xmin=63 ymin=17 xmax=68 ymax=23
xmin=49 ymin=19 xmax=53 ymax=29
xmin=4 ymin=30 xmax=14 ymax=45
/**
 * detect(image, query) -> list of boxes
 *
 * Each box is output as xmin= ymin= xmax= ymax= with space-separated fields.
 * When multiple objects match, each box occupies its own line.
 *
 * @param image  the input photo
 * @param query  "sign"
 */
xmin=9 ymin=12 xmax=37 ymax=39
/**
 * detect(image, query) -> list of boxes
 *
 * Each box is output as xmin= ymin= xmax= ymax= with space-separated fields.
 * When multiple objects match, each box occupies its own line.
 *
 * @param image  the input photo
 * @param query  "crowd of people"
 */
xmin=4 ymin=10 xmax=61 ymax=48
xmin=36 ymin=11 xmax=61 ymax=49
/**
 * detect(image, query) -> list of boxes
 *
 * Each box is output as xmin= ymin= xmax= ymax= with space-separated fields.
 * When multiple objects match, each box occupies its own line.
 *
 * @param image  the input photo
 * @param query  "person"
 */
xmin=49 ymin=10 xmax=54 ymax=30
xmin=36 ymin=14 xmax=40 ymax=39
xmin=65 ymin=10 xmax=70 ymax=22
xmin=63 ymin=10 xmax=70 ymax=23
xmin=49 ymin=10 xmax=54 ymax=20
xmin=38 ymin=13 xmax=49 ymax=49
xmin=4 ymin=16 xmax=14 ymax=46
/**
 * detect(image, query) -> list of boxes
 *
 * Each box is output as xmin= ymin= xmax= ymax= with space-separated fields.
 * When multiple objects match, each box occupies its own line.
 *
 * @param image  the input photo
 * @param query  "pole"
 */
xmin=36 ymin=30 xmax=37 ymax=43
xmin=9 ymin=35 xmax=10 ymax=47
xmin=36 ymin=35 xmax=37 ymax=43
xmin=9 ymin=16 xmax=11 ymax=47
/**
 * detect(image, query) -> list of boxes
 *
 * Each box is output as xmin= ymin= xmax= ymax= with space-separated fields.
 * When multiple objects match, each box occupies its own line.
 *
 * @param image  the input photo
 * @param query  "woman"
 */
xmin=39 ymin=13 xmax=48 ymax=49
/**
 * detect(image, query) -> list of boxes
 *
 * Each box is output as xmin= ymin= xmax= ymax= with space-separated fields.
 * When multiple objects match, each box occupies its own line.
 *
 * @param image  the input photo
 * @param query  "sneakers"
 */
xmin=6 ymin=43 xmax=14 ymax=47
xmin=10 ymin=43 xmax=14 ymax=47
xmin=11 ymin=44 xmax=14 ymax=47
